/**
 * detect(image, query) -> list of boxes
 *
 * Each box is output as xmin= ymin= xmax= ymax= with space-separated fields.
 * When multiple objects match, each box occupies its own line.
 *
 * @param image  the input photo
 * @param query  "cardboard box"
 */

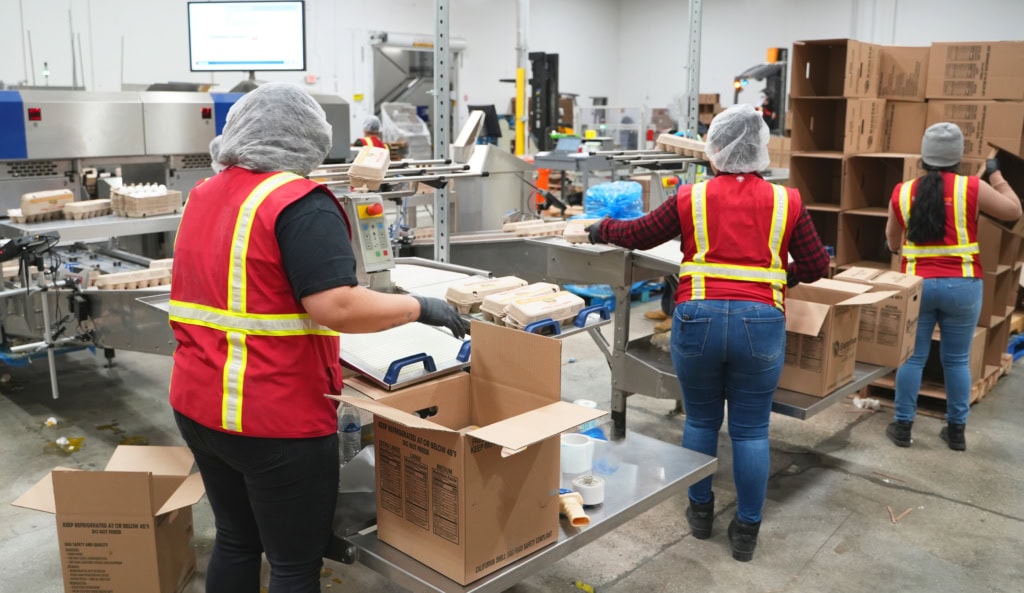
xmin=768 ymin=136 xmax=791 ymax=169
xmin=883 ymin=102 xmax=928 ymax=153
xmin=833 ymin=267 xmax=923 ymax=367
xmin=878 ymin=46 xmax=930 ymax=101
xmin=837 ymin=211 xmax=891 ymax=268
xmin=978 ymin=215 xmax=1020 ymax=274
xmin=926 ymin=101 xmax=1024 ymax=158
xmin=336 ymin=322 xmax=604 ymax=585
xmin=845 ymin=98 xmax=887 ymax=153
xmin=926 ymin=41 xmax=1024 ymax=100
xmin=984 ymin=317 xmax=1010 ymax=368
xmin=981 ymin=268 xmax=1015 ymax=327
xmin=632 ymin=174 xmax=653 ymax=212
xmin=986 ymin=144 xmax=1024 ymax=235
xmin=791 ymin=39 xmax=880 ymax=98
xmin=699 ymin=93 xmax=720 ymax=105
xmin=923 ymin=326 xmax=987 ymax=385
xmin=808 ymin=209 xmax=840 ymax=257
xmin=790 ymin=98 xmax=847 ymax=153
xmin=842 ymin=153 xmax=920 ymax=211
xmin=788 ymin=154 xmax=843 ymax=208
xmin=780 ymin=279 xmax=895 ymax=396
xmin=12 ymin=446 xmax=205 ymax=593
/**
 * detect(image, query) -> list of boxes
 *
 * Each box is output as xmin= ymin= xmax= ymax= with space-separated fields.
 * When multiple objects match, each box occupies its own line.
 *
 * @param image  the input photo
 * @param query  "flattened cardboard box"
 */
xmin=780 ymin=279 xmax=896 ymax=397
xmin=12 ymin=446 xmax=206 ymax=593
xmin=833 ymin=268 xmax=923 ymax=367
xmin=335 ymin=322 xmax=604 ymax=585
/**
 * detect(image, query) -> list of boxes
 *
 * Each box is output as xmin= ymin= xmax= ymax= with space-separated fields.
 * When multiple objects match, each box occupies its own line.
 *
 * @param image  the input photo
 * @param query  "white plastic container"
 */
xmin=479 ymin=282 xmax=561 ymax=323
xmin=504 ymin=290 xmax=586 ymax=329
xmin=349 ymin=146 xmax=391 ymax=189
xmin=444 ymin=276 xmax=528 ymax=314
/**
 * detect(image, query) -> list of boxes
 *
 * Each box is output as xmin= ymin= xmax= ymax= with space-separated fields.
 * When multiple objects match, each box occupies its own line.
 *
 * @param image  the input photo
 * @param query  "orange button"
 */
xmin=366 ymin=203 xmax=384 ymax=216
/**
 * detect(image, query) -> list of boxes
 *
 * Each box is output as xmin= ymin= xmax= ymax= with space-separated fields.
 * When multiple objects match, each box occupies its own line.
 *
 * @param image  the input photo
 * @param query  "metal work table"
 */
xmin=328 ymin=431 xmax=717 ymax=593
xmin=407 ymin=236 xmax=893 ymax=434
xmin=0 ymin=213 xmax=181 ymax=243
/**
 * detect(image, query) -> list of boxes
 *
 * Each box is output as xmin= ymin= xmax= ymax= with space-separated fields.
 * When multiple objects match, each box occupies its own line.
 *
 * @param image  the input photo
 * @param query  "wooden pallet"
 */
xmin=867 ymin=354 xmax=1013 ymax=416
xmin=64 ymin=199 xmax=113 ymax=220
xmin=92 ymin=268 xmax=171 ymax=290
xmin=654 ymin=134 xmax=707 ymax=158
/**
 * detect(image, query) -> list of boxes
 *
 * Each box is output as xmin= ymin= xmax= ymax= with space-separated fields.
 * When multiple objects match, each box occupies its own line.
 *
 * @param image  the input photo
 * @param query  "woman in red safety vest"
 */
xmin=170 ymin=82 xmax=466 ymax=593
xmin=885 ymin=123 xmax=1021 ymax=451
xmin=352 ymin=115 xmax=389 ymax=150
xmin=586 ymin=104 xmax=831 ymax=562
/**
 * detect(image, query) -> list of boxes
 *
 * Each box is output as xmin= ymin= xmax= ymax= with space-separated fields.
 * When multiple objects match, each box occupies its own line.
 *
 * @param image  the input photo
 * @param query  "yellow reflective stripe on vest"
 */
xmin=900 ymin=175 xmax=978 ymax=276
xmin=168 ymin=301 xmax=339 ymax=336
xmin=682 ymin=182 xmax=788 ymax=309
xmin=690 ymin=182 xmax=709 ymax=300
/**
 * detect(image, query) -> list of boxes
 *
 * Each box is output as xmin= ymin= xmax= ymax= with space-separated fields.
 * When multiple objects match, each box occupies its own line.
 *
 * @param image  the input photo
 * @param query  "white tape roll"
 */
xmin=560 ymin=433 xmax=594 ymax=474
xmin=572 ymin=474 xmax=605 ymax=505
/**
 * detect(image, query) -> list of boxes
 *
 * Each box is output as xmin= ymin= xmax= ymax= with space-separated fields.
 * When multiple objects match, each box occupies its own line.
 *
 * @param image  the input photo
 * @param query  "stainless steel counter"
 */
xmin=0 ymin=213 xmax=181 ymax=242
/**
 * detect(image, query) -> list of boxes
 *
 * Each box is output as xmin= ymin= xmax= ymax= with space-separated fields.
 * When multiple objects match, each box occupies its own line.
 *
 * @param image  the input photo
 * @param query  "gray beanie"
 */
xmin=921 ymin=122 xmax=964 ymax=168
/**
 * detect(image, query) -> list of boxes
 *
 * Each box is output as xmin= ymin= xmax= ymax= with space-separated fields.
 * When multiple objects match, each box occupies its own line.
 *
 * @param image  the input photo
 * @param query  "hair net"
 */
xmin=209 ymin=135 xmax=226 ymax=173
xmin=704 ymin=104 xmax=770 ymax=173
xmin=217 ymin=82 xmax=332 ymax=176
xmin=363 ymin=115 xmax=382 ymax=134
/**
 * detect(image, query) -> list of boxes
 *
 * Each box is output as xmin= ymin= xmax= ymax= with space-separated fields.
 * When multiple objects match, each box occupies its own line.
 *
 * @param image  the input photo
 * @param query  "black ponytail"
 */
xmin=907 ymin=164 xmax=958 ymax=244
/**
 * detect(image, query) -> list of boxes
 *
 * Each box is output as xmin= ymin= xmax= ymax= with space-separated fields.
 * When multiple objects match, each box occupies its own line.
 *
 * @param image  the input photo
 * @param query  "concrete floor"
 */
xmin=2 ymin=301 xmax=1023 ymax=593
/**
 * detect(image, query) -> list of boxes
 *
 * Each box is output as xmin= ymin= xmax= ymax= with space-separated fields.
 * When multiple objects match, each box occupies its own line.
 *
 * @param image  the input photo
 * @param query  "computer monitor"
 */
xmin=188 ymin=1 xmax=306 ymax=72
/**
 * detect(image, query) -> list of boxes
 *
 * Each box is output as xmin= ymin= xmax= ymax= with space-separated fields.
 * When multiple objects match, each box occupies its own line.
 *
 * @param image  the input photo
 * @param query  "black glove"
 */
xmin=414 ymin=296 xmax=469 ymax=339
xmin=586 ymin=221 xmax=606 ymax=244
xmin=985 ymin=157 xmax=1000 ymax=179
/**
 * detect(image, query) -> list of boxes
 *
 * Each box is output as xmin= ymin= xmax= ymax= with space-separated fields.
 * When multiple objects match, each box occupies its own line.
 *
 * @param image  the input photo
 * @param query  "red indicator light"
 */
xmin=201 ymin=107 xmax=212 ymax=119
xmin=28 ymin=108 xmax=42 ymax=121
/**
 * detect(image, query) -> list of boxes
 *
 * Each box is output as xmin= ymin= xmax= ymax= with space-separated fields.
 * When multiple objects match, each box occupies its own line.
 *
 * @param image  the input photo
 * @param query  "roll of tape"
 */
xmin=572 ymin=474 xmax=605 ymax=506
xmin=573 ymin=399 xmax=599 ymax=432
xmin=560 ymin=433 xmax=594 ymax=474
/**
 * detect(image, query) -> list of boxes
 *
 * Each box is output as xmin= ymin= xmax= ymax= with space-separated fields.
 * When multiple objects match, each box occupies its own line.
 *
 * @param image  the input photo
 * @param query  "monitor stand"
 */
xmin=229 ymin=70 xmax=260 ymax=93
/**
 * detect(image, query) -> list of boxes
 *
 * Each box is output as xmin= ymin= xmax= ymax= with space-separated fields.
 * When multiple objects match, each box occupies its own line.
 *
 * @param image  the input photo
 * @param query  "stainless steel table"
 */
xmin=328 ymin=431 xmax=717 ymax=593
xmin=0 ymin=213 xmax=181 ymax=242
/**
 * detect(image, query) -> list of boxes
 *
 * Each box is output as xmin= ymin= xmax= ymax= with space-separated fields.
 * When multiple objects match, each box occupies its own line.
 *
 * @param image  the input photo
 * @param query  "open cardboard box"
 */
xmin=781 ymin=279 xmax=897 ymax=396
xmin=12 ymin=446 xmax=205 ymax=593
xmin=833 ymin=267 xmax=923 ymax=367
xmin=332 ymin=321 xmax=605 ymax=585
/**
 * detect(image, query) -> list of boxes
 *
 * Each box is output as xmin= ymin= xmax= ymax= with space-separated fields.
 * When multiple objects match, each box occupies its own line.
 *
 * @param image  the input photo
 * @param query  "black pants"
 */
xmin=175 ymin=411 xmax=339 ymax=593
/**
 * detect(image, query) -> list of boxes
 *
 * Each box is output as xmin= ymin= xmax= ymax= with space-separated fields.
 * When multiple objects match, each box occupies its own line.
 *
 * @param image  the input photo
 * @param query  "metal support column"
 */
xmin=682 ymin=0 xmax=703 ymax=185
xmin=433 ymin=0 xmax=451 ymax=263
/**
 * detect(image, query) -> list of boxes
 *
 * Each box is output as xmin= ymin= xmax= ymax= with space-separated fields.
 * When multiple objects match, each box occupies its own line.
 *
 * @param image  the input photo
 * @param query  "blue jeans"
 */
xmin=175 ymin=411 xmax=339 ymax=593
xmin=895 ymin=277 xmax=983 ymax=424
xmin=670 ymin=299 xmax=786 ymax=525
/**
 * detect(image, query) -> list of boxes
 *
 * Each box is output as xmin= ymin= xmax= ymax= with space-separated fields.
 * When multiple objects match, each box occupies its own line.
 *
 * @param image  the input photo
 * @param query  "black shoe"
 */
xmin=686 ymin=494 xmax=715 ymax=539
xmin=940 ymin=423 xmax=966 ymax=451
xmin=886 ymin=420 xmax=913 ymax=447
xmin=728 ymin=517 xmax=761 ymax=562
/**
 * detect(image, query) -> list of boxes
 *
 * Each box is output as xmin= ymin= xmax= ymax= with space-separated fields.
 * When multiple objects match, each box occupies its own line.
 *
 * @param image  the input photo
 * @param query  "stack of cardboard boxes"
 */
xmin=698 ymin=93 xmax=724 ymax=127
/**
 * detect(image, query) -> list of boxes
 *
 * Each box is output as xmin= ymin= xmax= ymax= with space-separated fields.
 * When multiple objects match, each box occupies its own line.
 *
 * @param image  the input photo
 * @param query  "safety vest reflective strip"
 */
xmin=681 ymin=182 xmax=788 ymax=309
xmin=899 ymin=175 xmax=978 ymax=277
xmin=170 ymin=171 xmax=314 ymax=433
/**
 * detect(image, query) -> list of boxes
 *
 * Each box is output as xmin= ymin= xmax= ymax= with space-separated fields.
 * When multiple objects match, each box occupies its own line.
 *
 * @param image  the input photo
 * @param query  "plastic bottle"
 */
xmin=338 ymin=403 xmax=362 ymax=464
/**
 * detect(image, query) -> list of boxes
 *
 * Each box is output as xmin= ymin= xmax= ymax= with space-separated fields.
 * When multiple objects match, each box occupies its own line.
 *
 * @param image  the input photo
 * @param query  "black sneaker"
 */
xmin=728 ymin=517 xmax=761 ymax=562
xmin=685 ymin=494 xmax=715 ymax=539
xmin=940 ymin=423 xmax=966 ymax=451
xmin=886 ymin=420 xmax=913 ymax=447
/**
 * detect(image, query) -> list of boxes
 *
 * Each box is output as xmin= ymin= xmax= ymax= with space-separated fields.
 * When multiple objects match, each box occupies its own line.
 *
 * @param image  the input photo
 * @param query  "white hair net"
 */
xmin=217 ymin=82 xmax=332 ymax=176
xmin=704 ymin=104 xmax=770 ymax=173
xmin=209 ymin=135 xmax=226 ymax=173
xmin=363 ymin=115 xmax=382 ymax=134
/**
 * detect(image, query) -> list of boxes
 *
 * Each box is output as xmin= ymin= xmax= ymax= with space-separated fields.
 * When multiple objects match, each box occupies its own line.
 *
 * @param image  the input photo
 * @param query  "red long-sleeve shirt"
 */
xmin=599 ymin=180 xmax=831 ymax=288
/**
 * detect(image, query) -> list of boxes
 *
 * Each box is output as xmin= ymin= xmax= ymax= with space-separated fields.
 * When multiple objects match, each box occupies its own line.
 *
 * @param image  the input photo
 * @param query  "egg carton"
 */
xmin=479 ymin=282 xmax=561 ymax=323
xmin=501 ymin=219 xmax=546 ymax=233
xmin=2 ymin=263 xmax=39 ymax=281
xmin=6 ymin=208 xmax=63 ymax=224
xmin=414 ymin=227 xmax=434 ymax=239
xmin=148 ymin=258 xmax=174 ymax=269
xmin=92 ymin=268 xmax=171 ymax=290
xmin=445 ymin=276 xmax=529 ymax=314
xmin=562 ymin=218 xmax=601 ymax=244
xmin=21 ymin=189 xmax=75 ymax=216
xmin=655 ymin=134 xmax=707 ymax=158
xmin=503 ymin=290 xmax=587 ymax=330
xmin=515 ymin=221 xmax=566 ymax=237
xmin=64 ymin=199 xmax=113 ymax=220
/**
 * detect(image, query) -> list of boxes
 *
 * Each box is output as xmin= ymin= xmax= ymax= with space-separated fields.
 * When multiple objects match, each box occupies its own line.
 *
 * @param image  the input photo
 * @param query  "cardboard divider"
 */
xmin=789 ymin=154 xmax=843 ymax=208
xmin=838 ymin=212 xmax=892 ymax=268
xmin=978 ymin=216 xmax=1021 ymax=274
xmin=842 ymin=153 xmax=920 ymax=211
xmin=984 ymin=317 xmax=1010 ymax=368
xmin=981 ymin=269 xmax=1015 ymax=328
xmin=790 ymin=98 xmax=848 ymax=152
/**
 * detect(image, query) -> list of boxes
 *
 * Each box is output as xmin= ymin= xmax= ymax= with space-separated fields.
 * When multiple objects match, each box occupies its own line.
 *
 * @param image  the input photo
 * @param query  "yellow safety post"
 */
xmin=515 ymin=67 xmax=526 ymax=156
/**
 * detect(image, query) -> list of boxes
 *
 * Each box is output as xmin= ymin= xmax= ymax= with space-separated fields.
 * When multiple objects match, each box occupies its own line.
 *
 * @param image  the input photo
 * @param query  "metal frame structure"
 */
xmin=433 ymin=0 xmax=452 ymax=263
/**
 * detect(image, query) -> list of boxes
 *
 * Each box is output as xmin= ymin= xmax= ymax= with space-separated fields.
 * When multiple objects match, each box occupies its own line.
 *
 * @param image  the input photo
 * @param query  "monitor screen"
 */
xmin=188 ymin=1 xmax=306 ymax=72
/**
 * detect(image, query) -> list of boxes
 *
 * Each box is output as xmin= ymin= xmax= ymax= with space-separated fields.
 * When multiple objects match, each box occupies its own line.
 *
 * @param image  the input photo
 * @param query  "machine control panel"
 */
xmin=344 ymin=194 xmax=394 ymax=275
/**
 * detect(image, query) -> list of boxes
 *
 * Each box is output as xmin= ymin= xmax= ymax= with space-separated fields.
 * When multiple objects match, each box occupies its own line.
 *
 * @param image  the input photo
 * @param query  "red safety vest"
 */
xmin=676 ymin=175 xmax=802 ymax=311
xmin=891 ymin=173 xmax=981 ymax=279
xmin=359 ymin=135 xmax=389 ymax=150
xmin=169 ymin=168 xmax=348 ymax=438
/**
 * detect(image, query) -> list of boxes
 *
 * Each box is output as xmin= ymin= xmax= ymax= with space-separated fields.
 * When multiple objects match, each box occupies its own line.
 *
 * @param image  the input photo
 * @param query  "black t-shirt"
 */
xmin=275 ymin=188 xmax=359 ymax=302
